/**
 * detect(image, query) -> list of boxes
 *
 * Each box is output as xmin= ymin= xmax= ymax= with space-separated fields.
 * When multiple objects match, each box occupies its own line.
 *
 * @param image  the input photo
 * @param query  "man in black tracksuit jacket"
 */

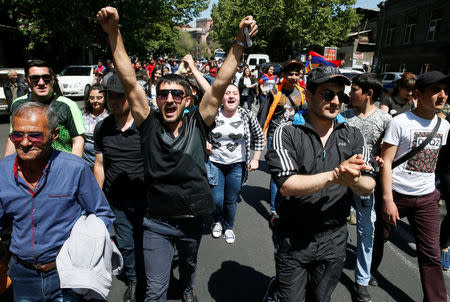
xmin=265 ymin=66 xmax=376 ymax=302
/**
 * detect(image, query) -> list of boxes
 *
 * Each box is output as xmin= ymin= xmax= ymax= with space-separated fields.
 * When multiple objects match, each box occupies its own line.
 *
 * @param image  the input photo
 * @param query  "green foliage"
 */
xmin=211 ymin=0 xmax=360 ymax=61
xmin=0 ymin=0 xmax=208 ymax=58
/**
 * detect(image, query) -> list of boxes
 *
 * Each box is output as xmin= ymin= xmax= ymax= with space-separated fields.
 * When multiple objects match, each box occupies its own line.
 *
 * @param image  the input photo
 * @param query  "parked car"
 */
xmin=0 ymin=68 xmax=26 ymax=116
xmin=336 ymin=68 xmax=363 ymax=96
xmin=57 ymin=65 xmax=96 ymax=98
xmin=247 ymin=54 xmax=270 ymax=72
xmin=378 ymin=72 xmax=403 ymax=92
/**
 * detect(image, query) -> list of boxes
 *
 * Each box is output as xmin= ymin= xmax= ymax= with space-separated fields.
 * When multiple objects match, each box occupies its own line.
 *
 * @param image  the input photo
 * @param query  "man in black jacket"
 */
xmin=97 ymin=6 xmax=258 ymax=302
xmin=3 ymin=70 xmax=28 ymax=113
xmin=265 ymin=66 xmax=375 ymax=302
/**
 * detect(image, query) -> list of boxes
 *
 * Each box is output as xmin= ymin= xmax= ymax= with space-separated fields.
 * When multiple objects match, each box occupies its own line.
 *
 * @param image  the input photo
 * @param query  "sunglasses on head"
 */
xmin=319 ymin=90 xmax=346 ymax=102
xmin=156 ymin=89 xmax=185 ymax=103
xmin=9 ymin=132 xmax=45 ymax=146
xmin=28 ymin=74 xmax=52 ymax=84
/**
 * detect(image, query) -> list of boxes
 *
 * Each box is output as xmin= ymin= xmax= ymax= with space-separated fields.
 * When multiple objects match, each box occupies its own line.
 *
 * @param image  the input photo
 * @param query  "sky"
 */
xmin=192 ymin=0 xmax=384 ymax=24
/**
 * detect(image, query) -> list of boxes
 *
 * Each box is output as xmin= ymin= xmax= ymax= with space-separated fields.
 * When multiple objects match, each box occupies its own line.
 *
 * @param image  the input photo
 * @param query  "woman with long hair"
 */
xmin=380 ymin=72 xmax=417 ymax=117
xmin=148 ymin=65 xmax=163 ymax=106
xmin=208 ymin=84 xmax=264 ymax=244
xmin=238 ymin=67 xmax=257 ymax=110
xmin=82 ymin=84 xmax=109 ymax=168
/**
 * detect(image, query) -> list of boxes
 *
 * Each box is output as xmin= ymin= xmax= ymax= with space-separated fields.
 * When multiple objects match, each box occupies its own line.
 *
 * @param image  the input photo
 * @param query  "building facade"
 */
xmin=374 ymin=0 xmax=449 ymax=74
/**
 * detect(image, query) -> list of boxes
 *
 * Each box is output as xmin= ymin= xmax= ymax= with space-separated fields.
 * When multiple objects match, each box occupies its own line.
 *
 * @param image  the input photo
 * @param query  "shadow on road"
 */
xmin=241 ymin=185 xmax=270 ymax=221
xmin=208 ymin=261 xmax=271 ymax=302
xmin=342 ymin=238 xmax=415 ymax=302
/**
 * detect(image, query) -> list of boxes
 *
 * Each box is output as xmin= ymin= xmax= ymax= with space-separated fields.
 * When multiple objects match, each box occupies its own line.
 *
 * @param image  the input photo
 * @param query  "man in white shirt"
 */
xmin=372 ymin=71 xmax=450 ymax=302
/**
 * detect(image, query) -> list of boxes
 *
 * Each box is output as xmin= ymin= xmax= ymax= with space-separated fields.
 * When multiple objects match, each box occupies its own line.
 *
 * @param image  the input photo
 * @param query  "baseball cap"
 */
xmin=415 ymin=71 xmax=450 ymax=90
xmin=306 ymin=66 xmax=351 ymax=90
xmin=103 ymin=72 xmax=125 ymax=94
xmin=282 ymin=59 xmax=304 ymax=73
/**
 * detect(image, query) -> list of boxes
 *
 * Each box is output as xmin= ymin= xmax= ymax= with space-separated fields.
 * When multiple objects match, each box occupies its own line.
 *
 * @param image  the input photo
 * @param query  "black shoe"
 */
xmin=182 ymin=290 xmax=198 ymax=302
xmin=123 ymin=281 xmax=137 ymax=302
xmin=269 ymin=212 xmax=280 ymax=229
xmin=354 ymin=283 xmax=372 ymax=302
xmin=263 ymin=277 xmax=278 ymax=302
xmin=369 ymin=273 xmax=379 ymax=287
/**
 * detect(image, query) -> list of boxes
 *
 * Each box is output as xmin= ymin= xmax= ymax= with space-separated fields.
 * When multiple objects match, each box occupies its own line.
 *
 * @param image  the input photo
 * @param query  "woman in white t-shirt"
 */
xmin=208 ymin=84 xmax=264 ymax=243
xmin=238 ymin=67 xmax=257 ymax=110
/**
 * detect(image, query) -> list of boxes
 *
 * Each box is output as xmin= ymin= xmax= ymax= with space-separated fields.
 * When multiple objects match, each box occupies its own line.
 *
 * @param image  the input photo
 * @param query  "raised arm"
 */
xmin=182 ymin=54 xmax=211 ymax=93
xmin=97 ymin=7 xmax=149 ymax=126
xmin=199 ymin=17 xmax=258 ymax=127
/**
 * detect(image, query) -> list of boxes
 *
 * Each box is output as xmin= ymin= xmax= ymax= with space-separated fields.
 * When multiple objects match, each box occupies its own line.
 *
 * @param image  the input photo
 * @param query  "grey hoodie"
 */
xmin=56 ymin=215 xmax=123 ymax=300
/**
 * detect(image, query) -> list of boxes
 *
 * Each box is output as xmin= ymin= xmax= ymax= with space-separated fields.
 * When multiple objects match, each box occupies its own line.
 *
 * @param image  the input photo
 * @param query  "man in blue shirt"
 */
xmin=0 ymin=102 xmax=114 ymax=301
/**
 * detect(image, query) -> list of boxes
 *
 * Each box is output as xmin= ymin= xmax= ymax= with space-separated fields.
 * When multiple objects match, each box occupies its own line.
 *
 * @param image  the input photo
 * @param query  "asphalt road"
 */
xmin=0 ymin=102 xmax=448 ymax=302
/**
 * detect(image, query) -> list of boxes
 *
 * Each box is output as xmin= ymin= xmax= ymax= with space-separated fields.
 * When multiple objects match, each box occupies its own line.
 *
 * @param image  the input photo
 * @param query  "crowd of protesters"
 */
xmin=0 ymin=5 xmax=449 ymax=302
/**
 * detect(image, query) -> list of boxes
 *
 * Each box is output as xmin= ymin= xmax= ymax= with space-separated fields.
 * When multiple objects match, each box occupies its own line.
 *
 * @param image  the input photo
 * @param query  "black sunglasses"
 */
xmin=156 ymin=89 xmax=185 ymax=103
xmin=319 ymin=90 xmax=346 ymax=102
xmin=28 ymin=74 xmax=52 ymax=84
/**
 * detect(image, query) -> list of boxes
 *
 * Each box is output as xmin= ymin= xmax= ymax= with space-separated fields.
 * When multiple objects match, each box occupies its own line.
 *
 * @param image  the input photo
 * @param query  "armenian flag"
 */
xmin=305 ymin=51 xmax=342 ymax=73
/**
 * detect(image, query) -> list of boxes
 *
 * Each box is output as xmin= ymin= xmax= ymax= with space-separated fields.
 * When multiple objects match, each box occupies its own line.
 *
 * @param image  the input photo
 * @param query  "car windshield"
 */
xmin=61 ymin=67 xmax=91 ymax=76
xmin=341 ymin=73 xmax=359 ymax=80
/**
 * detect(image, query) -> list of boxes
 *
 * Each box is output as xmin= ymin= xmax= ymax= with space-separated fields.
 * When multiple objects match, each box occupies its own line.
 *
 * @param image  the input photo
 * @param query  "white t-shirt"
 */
xmin=241 ymin=77 xmax=251 ymax=96
xmin=234 ymin=71 xmax=244 ymax=86
xmin=210 ymin=109 xmax=246 ymax=165
xmin=383 ymin=111 xmax=450 ymax=195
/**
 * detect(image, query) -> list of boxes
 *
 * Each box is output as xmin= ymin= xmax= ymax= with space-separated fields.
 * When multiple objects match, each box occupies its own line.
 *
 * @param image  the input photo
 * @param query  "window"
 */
xmin=404 ymin=15 xmax=416 ymax=44
xmin=384 ymin=73 xmax=395 ymax=81
xmin=249 ymin=58 xmax=257 ymax=66
xmin=386 ymin=28 xmax=394 ymax=46
xmin=427 ymin=10 xmax=442 ymax=41
xmin=385 ymin=20 xmax=395 ymax=46
xmin=420 ymin=64 xmax=431 ymax=74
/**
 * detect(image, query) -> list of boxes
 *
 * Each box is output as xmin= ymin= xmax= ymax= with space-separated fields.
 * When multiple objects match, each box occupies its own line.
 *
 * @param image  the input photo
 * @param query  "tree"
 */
xmin=0 ymin=0 xmax=208 ymax=66
xmin=211 ymin=0 xmax=360 ymax=61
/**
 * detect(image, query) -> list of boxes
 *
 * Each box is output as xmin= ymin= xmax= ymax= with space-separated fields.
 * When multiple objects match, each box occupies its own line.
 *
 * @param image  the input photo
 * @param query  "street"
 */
xmin=0 ymin=103 xmax=449 ymax=302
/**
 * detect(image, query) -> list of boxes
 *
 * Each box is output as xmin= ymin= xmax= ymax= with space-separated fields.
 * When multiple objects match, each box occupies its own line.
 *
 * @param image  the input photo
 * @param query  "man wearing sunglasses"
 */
xmin=97 ymin=6 xmax=257 ymax=302
xmin=4 ymin=59 xmax=85 ymax=158
xmin=265 ymin=66 xmax=376 ymax=302
xmin=0 ymin=102 xmax=114 ymax=301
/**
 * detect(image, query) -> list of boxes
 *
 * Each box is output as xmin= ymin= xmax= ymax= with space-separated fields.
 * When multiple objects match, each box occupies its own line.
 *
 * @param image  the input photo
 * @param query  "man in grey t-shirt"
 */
xmin=342 ymin=73 xmax=391 ymax=302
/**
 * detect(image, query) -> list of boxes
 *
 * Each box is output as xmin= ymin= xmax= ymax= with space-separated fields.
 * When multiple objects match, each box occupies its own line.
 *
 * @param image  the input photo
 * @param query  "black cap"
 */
xmin=282 ymin=59 xmax=304 ymax=73
xmin=416 ymin=71 xmax=450 ymax=90
xmin=306 ymin=66 xmax=351 ymax=90
xmin=238 ymin=62 xmax=244 ymax=68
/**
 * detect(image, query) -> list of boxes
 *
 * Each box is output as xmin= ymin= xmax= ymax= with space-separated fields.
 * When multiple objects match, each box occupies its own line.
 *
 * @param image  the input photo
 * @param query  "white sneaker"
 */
xmin=224 ymin=229 xmax=236 ymax=244
xmin=211 ymin=222 xmax=222 ymax=238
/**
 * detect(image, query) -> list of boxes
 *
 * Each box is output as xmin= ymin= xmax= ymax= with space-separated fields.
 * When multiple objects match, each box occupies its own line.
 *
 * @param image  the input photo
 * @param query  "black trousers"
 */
xmin=274 ymin=224 xmax=347 ymax=302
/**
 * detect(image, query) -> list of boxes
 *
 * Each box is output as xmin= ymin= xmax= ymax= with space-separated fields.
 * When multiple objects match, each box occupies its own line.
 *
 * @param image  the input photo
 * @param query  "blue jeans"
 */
xmin=267 ymin=136 xmax=277 ymax=213
xmin=8 ymin=257 xmax=81 ymax=302
xmin=210 ymin=162 xmax=244 ymax=230
xmin=110 ymin=200 xmax=146 ymax=283
xmin=143 ymin=217 xmax=202 ymax=302
xmin=354 ymin=192 xmax=376 ymax=286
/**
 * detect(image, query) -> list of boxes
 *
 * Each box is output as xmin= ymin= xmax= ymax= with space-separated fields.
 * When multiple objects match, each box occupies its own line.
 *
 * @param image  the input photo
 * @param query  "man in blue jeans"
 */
xmin=0 ymin=102 xmax=114 ymax=301
xmin=93 ymin=72 xmax=146 ymax=302
xmin=97 ymin=6 xmax=258 ymax=302
xmin=341 ymin=73 xmax=392 ymax=301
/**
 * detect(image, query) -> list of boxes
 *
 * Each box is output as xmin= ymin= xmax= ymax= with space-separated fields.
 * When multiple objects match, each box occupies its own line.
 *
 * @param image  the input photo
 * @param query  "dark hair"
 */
xmin=156 ymin=74 xmax=191 ymax=97
xmin=185 ymin=75 xmax=203 ymax=106
xmin=150 ymin=65 xmax=164 ymax=85
xmin=83 ymin=84 xmax=107 ymax=114
xmin=264 ymin=65 xmax=273 ymax=73
xmin=25 ymin=59 xmax=54 ymax=77
xmin=388 ymin=72 xmax=417 ymax=97
xmin=352 ymin=73 xmax=383 ymax=102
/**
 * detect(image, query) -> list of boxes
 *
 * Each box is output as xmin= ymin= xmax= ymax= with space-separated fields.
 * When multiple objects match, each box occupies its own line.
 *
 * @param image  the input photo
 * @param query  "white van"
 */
xmin=246 ymin=54 xmax=270 ymax=72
